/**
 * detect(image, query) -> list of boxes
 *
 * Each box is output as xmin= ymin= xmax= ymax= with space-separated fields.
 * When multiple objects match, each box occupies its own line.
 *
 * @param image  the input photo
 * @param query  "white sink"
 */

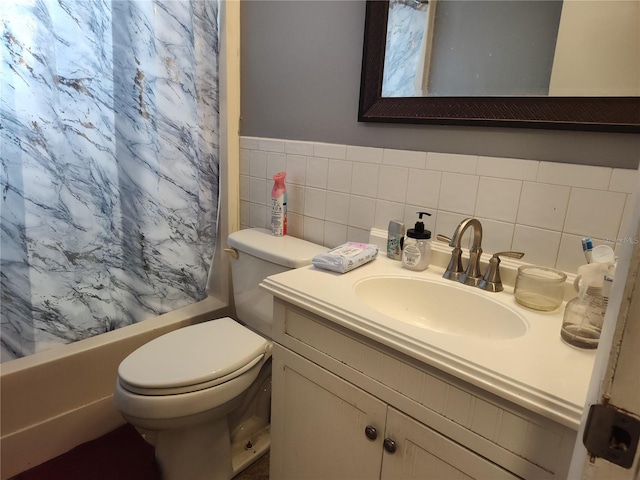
xmin=354 ymin=276 xmax=528 ymax=340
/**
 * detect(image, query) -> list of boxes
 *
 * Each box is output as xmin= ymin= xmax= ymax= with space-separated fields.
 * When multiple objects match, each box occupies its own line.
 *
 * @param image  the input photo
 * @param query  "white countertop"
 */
xmin=261 ymin=255 xmax=596 ymax=430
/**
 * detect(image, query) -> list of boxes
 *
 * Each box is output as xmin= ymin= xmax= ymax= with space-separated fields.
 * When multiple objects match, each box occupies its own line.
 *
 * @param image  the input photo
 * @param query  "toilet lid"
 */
xmin=118 ymin=318 xmax=268 ymax=394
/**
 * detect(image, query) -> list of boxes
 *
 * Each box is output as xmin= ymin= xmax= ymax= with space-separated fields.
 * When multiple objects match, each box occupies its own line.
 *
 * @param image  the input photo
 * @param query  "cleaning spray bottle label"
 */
xmin=271 ymin=172 xmax=287 ymax=236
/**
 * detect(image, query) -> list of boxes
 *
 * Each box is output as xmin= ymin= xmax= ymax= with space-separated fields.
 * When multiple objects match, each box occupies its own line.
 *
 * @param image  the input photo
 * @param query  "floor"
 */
xmin=12 ymin=424 xmax=269 ymax=480
xmin=236 ymin=453 xmax=269 ymax=480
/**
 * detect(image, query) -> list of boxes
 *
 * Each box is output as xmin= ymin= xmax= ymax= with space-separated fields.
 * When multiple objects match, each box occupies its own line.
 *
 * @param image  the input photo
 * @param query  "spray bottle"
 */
xmin=271 ymin=172 xmax=287 ymax=236
xmin=560 ymin=263 xmax=608 ymax=349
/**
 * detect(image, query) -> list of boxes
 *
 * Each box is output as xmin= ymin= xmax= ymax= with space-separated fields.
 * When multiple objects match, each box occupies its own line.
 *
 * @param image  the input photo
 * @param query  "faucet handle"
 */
xmin=478 ymin=251 xmax=525 ymax=292
xmin=438 ymin=234 xmax=466 ymax=281
xmin=436 ymin=234 xmax=451 ymax=244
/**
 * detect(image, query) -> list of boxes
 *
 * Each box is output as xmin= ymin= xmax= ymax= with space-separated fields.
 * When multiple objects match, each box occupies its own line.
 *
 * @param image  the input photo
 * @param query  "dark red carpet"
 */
xmin=13 ymin=424 xmax=160 ymax=480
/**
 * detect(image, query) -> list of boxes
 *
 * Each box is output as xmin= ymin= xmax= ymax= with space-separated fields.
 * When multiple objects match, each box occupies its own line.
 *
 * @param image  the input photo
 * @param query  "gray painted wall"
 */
xmin=429 ymin=1 xmax=562 ymax=96
xmin=240 ymin=0 xmax=639 ymax=169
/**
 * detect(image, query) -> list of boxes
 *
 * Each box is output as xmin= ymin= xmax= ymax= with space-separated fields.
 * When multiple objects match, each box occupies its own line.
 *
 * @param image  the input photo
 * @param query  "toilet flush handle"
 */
xmin=224 ymin=247 xmax=239 ymax=259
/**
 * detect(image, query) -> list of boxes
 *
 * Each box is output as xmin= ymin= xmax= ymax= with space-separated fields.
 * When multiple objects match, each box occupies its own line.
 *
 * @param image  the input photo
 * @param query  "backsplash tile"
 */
xmin=378 ymin=165 xmax=409 ymax=203
xmin=240 ymin=136 xmax=637 ymax=273
xmin=374 ymin=200 xmax=405 ymax=230
xmin=346 ymin=145 xmax=384 ymax=164
xmin=477 ymin=218 xmax=515 ymax=254
xmin=346 ymin=226 xmax=370 ymax=244
xmin=477 ymin=156 xmax=539 ymax=181
xmin=305 ymin=157 xmax=329 ymax=189
xmin=239 ymin=175 xmax=250 ymax=201
xmin=327 ymin=159 xmax=353 ymax=193
xmin=351 ymin=163 xmax=380 ymax=198
xmin=267 ymin=152 xmax=286 ymax=178
xmin=564 ymin=188 xmax=626 ymax=240
xmin=249 ymin=150 xmax=268 ymax=177
xmin=557 ymin=233 xmax=592 ymax=273
xmin=249 ymin=177 xmax=267 ymax=205
xmin=287 ymin=184 xmax=305 ymax=214
xmin=537 ymin=162 xmax=612 ymax=190
xmin=285 ymin=154 xmax=307 ymax=185
xmin=427 ymin=152 xmax=478 ymax=174
xmin=435 ymin=211 xmax=471 ymax=248
xmin=240 ymin=137 xmax=260 ymax=150
xmin=288 ymin=212 xmax=304 ymax=237
xmin=439 ymin=173 xmax=479 ymax=215
xmin=239 ymin=148 xmax=251 ymax=175
xmin=619 ymin=197 xmax=637 ymax=245
xmin=406 ymin=169 xmax=441 ymax=208
xmin=324 ymin=221 xmax=347 ymax=247
xmin=609 ymin=169 xmax=637 ymax=193
xmin=517 ymin=182 xmax=571 ymax=231
xmin=303 ymin=216 xmax=324 ymax=245
xmin=383 ymin=148 xmax=427 ymax=169
xmin=348 ymin=196 xmax=376 ymax=230
xmin=304 ymin=187 xmax=327 ymax=220
xmin=325 ymin=191 xmax=350 ymax=224
xmin=258 ymin=138 xmax=285 ymax=153
xmin=314 ymin=142 xmax=347 ymax=160
xmin=285 ymin=139 xmax=315 ymax=156
xmin=475 ymin=177 xmax=522 ymax=223
xmin=512 ymin=225 xmax=561 ymax=268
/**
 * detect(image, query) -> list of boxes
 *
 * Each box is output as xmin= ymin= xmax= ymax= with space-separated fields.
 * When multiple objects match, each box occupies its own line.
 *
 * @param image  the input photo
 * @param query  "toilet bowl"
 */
xmin=114 ymin=229 xmax=327 ymax=480
xmin=115 ymin=318 xmax=270 ymax=480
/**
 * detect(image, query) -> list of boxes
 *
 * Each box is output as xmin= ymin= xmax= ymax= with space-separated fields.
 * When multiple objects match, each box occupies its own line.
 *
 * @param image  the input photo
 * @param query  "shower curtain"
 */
xmin=0 ymin=0 xmax=220 ymax=362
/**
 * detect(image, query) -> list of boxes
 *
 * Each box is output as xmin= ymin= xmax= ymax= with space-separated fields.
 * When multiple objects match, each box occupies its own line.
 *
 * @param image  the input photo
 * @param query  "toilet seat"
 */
xmin=118 ymin=318 xmax=269 ymax=396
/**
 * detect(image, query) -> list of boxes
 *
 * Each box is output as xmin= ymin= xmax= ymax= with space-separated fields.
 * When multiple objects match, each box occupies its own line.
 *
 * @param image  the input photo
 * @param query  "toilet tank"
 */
xmin=227 ymin=228 xmax=327 ymax=338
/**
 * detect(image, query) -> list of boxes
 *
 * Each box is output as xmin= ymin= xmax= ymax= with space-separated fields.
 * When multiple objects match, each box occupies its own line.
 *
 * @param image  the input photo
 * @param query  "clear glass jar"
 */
xmin=514 ymin=266 xmax=567 ymax=311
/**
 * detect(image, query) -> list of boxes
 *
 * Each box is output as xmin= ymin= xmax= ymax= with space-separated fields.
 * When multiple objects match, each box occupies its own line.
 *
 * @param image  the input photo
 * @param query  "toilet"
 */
xmin=114 ymin=228 xmax=326 ymax=480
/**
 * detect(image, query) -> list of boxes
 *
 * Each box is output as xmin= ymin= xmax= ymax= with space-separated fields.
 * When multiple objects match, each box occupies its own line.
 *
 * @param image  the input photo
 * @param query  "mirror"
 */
xmin=359 ymin=0 xmax=640 ymax=132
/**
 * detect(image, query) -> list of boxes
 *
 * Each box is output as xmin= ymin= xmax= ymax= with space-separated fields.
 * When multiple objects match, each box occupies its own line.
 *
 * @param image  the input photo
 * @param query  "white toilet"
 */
xmin=114 ymin=228 xmax=326 ymax=480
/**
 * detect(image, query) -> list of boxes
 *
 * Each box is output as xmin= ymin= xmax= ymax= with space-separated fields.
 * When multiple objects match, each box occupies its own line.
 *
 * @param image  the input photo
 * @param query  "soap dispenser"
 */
xmin=402 ymin=211 xmax=432 ymax=271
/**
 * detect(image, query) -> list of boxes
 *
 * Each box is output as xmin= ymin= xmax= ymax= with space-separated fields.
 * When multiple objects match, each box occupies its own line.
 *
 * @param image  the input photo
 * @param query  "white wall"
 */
xmin=240 ymin=136 xmax=637 ymax=274
xmin=550 ymin=1 xmax=640 ymax=96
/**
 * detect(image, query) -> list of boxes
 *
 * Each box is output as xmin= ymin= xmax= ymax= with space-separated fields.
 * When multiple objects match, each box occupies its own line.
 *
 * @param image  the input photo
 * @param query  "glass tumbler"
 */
xmin=514 ymin=266 xmax=567 ymax=311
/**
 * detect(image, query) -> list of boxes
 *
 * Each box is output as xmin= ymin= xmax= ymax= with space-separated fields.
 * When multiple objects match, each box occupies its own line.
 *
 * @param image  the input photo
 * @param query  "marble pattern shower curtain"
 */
xmin=0 ymin=0 xmax=220 ymax=362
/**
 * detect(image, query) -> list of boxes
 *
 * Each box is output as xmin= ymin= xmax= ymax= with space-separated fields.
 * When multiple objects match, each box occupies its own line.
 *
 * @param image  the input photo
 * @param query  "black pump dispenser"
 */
xmin=407 ymin=211 xmax=432 ymax=240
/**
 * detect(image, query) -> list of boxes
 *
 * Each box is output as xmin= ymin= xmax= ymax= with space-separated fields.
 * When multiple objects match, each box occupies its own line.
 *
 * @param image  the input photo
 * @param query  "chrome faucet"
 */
xmin=445 ymin=218 xmax=483 ymax=286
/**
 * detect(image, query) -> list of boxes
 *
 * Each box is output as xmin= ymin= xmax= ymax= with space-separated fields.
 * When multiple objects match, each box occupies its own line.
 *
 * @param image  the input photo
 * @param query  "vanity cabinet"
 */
xmin=272 ymin=345 xmax=518 ymax=480
xmin=270 ymin=299 xmax=577 ymax=480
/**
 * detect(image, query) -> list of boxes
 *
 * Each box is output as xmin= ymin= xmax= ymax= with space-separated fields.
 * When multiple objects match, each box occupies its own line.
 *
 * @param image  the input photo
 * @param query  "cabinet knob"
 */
xmin=383 ymin=438 xmax=397 ymax=453
xmin=364 ymin=425 xmax=378 ymax=441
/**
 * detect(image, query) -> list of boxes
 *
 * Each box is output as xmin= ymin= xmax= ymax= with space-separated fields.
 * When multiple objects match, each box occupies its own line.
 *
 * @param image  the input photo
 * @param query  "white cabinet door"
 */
xmin=270 ymin=345 xmax=387 ymax=480
xmin=381 ymin=408 xmax=521 ymax=480
xmin=271 ymin=345 xmax=523 ymax=480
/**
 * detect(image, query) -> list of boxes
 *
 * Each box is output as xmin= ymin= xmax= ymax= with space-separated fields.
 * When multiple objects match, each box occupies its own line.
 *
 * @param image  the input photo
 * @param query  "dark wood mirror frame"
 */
xmin=358 ymin=0 xmax=640 ymax=133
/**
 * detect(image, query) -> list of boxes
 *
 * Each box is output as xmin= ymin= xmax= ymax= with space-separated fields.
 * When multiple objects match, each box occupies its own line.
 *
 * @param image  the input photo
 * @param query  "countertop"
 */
xmin=261 ymin=254 xmax=596 ymax=429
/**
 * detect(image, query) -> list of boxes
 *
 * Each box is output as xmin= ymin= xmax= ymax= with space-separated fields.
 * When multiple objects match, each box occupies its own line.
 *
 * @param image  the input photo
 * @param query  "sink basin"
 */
xmin=354 ymin=276 xmax=527 ymax=340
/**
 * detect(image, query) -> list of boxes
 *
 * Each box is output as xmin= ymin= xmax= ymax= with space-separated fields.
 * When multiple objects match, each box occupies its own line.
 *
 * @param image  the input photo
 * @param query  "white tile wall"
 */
xmin=239 ymin=136 xmax=638 ymax=273
xmin=517 ymin=182 xmax=571 ymax=231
